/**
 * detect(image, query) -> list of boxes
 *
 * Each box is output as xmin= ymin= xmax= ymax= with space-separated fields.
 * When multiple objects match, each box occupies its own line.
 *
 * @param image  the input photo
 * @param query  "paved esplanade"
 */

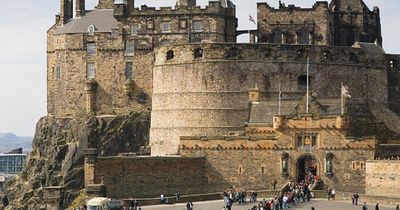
xmin=141 ymin=199 xmax=394 ymax=210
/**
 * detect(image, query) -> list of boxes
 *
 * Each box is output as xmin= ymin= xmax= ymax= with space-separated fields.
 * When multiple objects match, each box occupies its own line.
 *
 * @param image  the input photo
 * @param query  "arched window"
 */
xmin=166 ymin=50 xmax=174 ymax=60
xmin=286 ymin=32 xmax=295 ymax=44
xmin=273 ymin=31 xmax=282 ymax=44
xmin=300 ymin=30 xmax=309 ymax=44
xmin=194 ymin=48 xmax=203 ymax=59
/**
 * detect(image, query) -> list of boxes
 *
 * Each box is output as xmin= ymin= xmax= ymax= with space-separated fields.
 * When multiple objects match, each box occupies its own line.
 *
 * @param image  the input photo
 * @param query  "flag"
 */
xmin=249 ymin=15 xmax=256 ymax=25
xmin=341 ymin=84 xmax=351 ymax=98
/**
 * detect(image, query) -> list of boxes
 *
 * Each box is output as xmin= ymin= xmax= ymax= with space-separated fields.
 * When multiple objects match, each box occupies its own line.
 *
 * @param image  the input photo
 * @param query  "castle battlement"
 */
xmin=257 ymin=1 xmax=329 ymax=12
xmin=154 ymin=43 xmax=387 ymax=67
xmin=130 ymin=1 xmax=235 ymax=16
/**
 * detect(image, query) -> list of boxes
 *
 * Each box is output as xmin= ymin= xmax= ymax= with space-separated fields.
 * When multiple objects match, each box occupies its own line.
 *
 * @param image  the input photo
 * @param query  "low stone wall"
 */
xmin=94 ymin=156 xmax=212 ymax=199
xmin=366 ymin=160 xmax=400 ymax=198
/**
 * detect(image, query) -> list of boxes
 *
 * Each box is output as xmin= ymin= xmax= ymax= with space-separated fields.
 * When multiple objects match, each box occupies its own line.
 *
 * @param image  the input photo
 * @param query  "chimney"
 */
xmin=76 ymin=0 xmax=85 ymax=17
xmin=176 ymin=0 xmax=196 ymax=7
xmin=60 ymin=0 xmax=73 ymax=24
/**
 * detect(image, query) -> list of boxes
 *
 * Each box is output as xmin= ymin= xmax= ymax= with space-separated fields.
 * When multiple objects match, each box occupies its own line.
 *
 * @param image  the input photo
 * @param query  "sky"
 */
xmin=0 ymin=0 xmax=399 ymax=136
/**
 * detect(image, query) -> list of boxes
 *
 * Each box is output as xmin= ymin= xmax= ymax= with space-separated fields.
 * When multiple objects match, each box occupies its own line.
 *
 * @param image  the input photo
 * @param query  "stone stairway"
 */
xmin=367 ymin=98 xmax=400 ymax=133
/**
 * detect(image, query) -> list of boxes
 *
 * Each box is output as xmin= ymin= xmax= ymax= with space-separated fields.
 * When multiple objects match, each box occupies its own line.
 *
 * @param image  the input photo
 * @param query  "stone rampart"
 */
xmin=93 ymin=156 xmax=228 ymax=199
xmin=366 ymin=160 xmax=400 ymax=198
xmin=150 ymin=43 xmax=388 ymax=156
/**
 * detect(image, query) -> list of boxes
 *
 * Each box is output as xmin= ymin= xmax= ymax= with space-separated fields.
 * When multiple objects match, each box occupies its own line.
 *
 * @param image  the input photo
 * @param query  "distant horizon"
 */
xmin=0 ymin=0 xmax=399 ymax=136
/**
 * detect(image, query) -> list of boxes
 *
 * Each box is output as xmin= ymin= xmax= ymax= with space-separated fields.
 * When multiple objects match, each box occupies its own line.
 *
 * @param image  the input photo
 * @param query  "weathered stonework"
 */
xmin=366 ymin=160 xmax=400 ymax=198
xmin=6 ymin=0 xmax=400 ymax=208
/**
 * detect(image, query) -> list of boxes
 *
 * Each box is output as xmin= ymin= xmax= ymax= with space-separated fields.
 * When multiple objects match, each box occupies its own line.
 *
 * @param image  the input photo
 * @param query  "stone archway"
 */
xmin=296 ymin=154 xmax=319 ymax=182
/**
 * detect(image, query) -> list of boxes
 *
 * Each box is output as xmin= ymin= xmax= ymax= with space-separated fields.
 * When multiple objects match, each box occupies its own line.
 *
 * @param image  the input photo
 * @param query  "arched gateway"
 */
xmin=296 ymin=154 xmax=319 ymax=182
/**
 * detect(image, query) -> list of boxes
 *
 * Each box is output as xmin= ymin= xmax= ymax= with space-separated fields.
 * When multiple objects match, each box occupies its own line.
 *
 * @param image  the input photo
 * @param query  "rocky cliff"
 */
xmin=4 ymin=111 xmax=150 ymax=210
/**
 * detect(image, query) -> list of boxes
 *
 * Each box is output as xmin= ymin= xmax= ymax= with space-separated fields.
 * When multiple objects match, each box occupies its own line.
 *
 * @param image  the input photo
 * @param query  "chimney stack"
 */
xmin=60 ymin=0 xmax=73 ymax=24
xmin=76 ymin=0 xmax=85 ymax=17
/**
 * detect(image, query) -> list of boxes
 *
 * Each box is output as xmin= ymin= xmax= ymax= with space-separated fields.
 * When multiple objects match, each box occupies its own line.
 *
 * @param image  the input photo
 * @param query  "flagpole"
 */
xmin=306 ymin=56 xmax=310 ymax=114
xmin=248 ymin=15 xmax=251 ymax=43
xmin=279 ymin=82 xmax=281 ymax=115
xmin=341 ymin=82 xmax=344 ymax=115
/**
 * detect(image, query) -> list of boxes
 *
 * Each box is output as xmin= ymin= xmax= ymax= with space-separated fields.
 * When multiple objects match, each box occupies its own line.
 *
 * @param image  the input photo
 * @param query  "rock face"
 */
xmin=4 ymin=111 xmax=150 ymax=210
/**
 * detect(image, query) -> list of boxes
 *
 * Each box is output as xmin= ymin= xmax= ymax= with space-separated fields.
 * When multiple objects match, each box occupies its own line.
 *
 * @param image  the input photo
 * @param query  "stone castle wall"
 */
xmin=180 ymin=138 xmax=375 ymax=193
xmin=93 ymin=156 xmax=223 ymax=198
xmin=150 ymin=43 xmax=389 ymax=155
xmin=47 ymin=28 xmax=153 ymax=117
xmin=257 ymin=2 xmax=332 ymax=45
xmin=366 ymin=160 xmax=400 ymax=198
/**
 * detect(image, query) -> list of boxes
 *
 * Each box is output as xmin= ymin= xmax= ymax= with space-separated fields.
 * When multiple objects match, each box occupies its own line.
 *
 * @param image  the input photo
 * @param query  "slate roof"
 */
xmin=353 ymin=42 xmax=385 ymax=54
xmin=55 ymin=9 xmax=119 ymax=35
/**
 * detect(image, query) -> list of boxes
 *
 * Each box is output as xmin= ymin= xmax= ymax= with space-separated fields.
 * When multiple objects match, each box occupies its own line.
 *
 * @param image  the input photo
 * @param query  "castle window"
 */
xmin=160 ymin=40 xmax=171 ymax=46
xmin=110 ymin=28 xmax=118 ymax=37
xmin=273 ymin=31 xmax=282 ymax=44
xmin=194 ymin=48 xmax=203 ymax=59
xmin=179 ymin=19 xmax=188 ymax=29
xmin=55 ymin=66 xmax=61 ymax=79
xmin=161 ymin=22 xmax=171 ymax=33
xmin=297 ymin=75 xmax=309 ymax=91
xmin=299 ymin=30 xmax=309 ymax=45
xmin=86 ymin=62 xmax=96 ymax=79
xmin=87 ymin=42 xmax=96 ymax=56
xmin=125 ymin=62 xmax=133 ymax=79
xmin=125 ymin=40 xmax=135 ymax=56
xmin=131 ymin=25 xmax=138 ymax=35
xmin=166 ymin=50 xmax=174 ymax=60
xmin=146 ymin=20 xmax=154 ymax=29
xmin=193 ymin=21 xmax=203 ymax=32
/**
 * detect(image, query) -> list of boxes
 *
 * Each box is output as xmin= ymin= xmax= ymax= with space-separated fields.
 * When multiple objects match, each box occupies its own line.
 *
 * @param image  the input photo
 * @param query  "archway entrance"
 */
xmin=297 ymin=155 xmax=318 ymax=182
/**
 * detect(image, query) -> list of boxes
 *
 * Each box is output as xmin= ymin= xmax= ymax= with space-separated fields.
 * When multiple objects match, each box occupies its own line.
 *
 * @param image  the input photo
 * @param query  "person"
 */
xmin=331 ymin=189 xmax=335 ymax=200
xmin=160 ymin=193 xmax=165 ymax=204
xmin=354 ymin=193 xmax=359 ymax=205
xmin=175 ymin=192 xmax=181 ymax=203
xmin=311 ymin=207 xmax=315 ymax=210
xmin=375 ymin=203 xmax=379 ymax=210
xmin=186 ymin=202 xmax=191 ymax=210
xmin=362 ymin=202 xmax=368 ymax=210
xmin=396 ymin=204 xmax=399 ymax=210
xmin=327 ymin=188 xmax=332 ymax=200
xmin=190 ymin=201 xmax=193 ymax=210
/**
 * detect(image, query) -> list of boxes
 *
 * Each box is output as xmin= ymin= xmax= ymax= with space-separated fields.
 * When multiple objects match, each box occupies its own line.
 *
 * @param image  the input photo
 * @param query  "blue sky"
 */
xmin=0 ymin=0 xmax=399 ymax=136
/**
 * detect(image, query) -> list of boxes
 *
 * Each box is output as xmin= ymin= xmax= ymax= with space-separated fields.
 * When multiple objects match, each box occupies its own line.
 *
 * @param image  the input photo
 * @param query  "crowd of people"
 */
xmin=221 ymin=181 xmax=313 ymax=210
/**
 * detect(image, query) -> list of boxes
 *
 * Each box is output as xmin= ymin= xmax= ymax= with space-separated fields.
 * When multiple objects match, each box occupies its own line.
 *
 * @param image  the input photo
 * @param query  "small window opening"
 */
xmin=86 ymin=62 xmax=96 ymax=79
xmin=125 ymin=62 xmax=133 ymax=79
xmin=298 ymin=75 xmax=309 ymax=91
xmin=161 ymin=22 xmax=171 ymax=33
xmin=194 ymin=48 xmax=203 ymax=58
xmin=87 ymin=42 xmax=96 ymax=56
xmin=55 ymin=66 xmax=61 ymax=79
xmin=166 ymin=50 xmax=174 ymax=60
xmin=131 ymin=25 xmax=138 ymax=35
xmin=238 ymin=166 xmax=242 ymax=174
xmin=261 ymin=166 xmax=265 ymax=174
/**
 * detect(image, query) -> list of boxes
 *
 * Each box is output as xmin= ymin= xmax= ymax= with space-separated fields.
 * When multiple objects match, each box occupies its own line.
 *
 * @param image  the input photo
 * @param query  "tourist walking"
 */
xmin=331 ymin=188 xmax=335 ymax=200
xmin=362 ymin=202 xmax=368 ymax=210
xmin=160 ymin=193 xmax=165 ymax=204
xmin=327 ymin=188 xmax=332 ymax=200
xmin=396 ymin=204 xmax=399 ymax=210
xmin=175 ymin=192 xmax=181 ymax=203
xmin=186 ymin=202 xmax=191 ymax=210
xmin=375 ymin=203 xmax=379 ymax=210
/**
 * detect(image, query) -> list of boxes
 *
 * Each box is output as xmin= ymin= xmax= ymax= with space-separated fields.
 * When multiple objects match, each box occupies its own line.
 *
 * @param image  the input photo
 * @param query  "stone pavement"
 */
xmin=141 ymin=199 xmax=396 ymax=210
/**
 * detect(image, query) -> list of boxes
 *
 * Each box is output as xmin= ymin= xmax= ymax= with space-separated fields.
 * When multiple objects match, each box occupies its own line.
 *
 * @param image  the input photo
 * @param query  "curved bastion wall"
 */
xmin=150 ymin=43 xmax=390 ymax=156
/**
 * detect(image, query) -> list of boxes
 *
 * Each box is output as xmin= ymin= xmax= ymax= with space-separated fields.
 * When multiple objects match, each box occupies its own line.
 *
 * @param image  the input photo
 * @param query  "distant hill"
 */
xmin=0 ymin=133 xmax=32 ymax=153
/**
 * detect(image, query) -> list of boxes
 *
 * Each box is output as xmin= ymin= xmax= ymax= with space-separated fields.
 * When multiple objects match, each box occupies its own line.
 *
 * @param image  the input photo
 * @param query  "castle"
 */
xmin=45 ymin=0 xmax=400 ymax=207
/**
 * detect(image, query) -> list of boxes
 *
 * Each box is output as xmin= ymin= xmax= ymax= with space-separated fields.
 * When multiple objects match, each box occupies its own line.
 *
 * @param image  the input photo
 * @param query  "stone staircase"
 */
xmin=367 ymin=98 xmax=400 ymax=133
